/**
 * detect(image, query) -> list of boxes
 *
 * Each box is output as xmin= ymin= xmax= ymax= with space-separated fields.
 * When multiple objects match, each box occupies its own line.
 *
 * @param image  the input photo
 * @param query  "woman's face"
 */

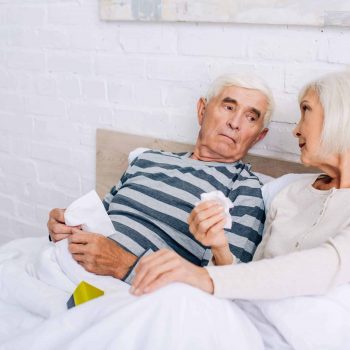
xmin=293 ymin=89 xmax=325 ymax=167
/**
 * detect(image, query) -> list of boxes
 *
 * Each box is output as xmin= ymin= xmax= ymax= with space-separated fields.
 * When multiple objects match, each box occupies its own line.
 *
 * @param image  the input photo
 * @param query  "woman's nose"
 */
xmin=293 ymin=122 xmax=301 ymax=138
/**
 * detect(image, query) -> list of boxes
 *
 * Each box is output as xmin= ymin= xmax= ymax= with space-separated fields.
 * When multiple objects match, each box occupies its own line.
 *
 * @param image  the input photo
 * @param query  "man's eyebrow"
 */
xmin=222 ymin=97 xmax=261 ymax=118
xmin=222 ymin=97 xmax=237 ymax=104
xmin=251 ymin=107 xmax=261 ymax=118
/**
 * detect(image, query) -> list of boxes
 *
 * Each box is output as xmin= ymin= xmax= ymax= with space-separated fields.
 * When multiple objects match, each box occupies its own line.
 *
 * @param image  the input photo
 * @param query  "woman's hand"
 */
xmin=131 ymin=249 xmax=214 ymax=296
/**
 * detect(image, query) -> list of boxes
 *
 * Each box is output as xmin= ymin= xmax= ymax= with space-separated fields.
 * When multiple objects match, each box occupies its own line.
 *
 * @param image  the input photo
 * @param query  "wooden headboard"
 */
xmin=96 ymin=129 xmax=317 ymax=198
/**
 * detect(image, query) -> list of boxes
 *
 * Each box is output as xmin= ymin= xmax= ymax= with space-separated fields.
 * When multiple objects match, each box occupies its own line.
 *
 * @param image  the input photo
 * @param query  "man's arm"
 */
xmin=68 ymin=229 xmax=137 ymax=279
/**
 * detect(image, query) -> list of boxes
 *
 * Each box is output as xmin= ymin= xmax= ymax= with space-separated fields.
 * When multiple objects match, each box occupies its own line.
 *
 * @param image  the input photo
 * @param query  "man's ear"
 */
xmin=253 ymin=128 xmax=269 ymax=145
xmin=197 ymin=97 xmax=207 ymax=126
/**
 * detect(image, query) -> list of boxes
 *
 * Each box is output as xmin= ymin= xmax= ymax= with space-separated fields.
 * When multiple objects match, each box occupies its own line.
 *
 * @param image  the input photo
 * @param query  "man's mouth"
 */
xmin=299 ymin=143 xmax=306 ymax=149
xmin=220 ymin=134 xmax=236 ymax=143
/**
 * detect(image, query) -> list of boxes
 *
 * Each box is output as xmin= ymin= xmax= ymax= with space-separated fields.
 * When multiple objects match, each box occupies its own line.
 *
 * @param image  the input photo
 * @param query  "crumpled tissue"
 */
xmin=197 ymin=190 xmax=234 ymax=229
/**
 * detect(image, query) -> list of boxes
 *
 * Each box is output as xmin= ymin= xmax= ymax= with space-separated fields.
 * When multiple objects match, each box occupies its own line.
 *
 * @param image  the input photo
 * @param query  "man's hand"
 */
xmin=188 ymin=201 xmax=228 ymax=248
xmin=68 ymin=229 xmax=137 ymax=280
xmin=131 ymin=249 xmax=214 ymax=296
xmin=47 ymin=208 xmax=76 ymax=243
xmin=188 ymin=201 xmax=234 ymax=265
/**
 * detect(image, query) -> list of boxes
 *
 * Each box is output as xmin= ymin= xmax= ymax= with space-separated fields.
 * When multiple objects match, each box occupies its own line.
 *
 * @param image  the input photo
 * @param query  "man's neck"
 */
xmin=190 ymin=150 xmax=240 ymax=163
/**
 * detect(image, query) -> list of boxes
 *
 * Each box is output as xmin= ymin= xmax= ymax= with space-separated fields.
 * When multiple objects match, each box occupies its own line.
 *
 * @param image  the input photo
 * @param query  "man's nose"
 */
xmin=226 ymin=111 xmax=242 ymax=130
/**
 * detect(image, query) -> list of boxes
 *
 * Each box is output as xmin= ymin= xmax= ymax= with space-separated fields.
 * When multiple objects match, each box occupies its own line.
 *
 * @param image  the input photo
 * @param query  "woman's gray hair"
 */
xmin=205 ymin=73 xmax=274 ymax=127
xmin=299 ymin=71 xmax=350 ymax=155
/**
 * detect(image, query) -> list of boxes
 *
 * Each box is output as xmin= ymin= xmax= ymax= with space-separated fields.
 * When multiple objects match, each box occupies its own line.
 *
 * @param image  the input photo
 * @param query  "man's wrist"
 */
xmin=211 ymin=244 xmax=233 ymax=265
xmin=110 ymin=243 xmax=138 ymax=279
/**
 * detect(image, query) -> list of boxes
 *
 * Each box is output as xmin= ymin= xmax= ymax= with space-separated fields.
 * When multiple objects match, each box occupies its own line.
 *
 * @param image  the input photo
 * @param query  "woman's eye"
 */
xmin=302 ymin=105 xmax=310 ymax=112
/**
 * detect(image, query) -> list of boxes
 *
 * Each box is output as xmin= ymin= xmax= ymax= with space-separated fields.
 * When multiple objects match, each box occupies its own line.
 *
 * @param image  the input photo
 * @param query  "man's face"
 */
xmin=195 ymin=85 xmax=269 ymax=163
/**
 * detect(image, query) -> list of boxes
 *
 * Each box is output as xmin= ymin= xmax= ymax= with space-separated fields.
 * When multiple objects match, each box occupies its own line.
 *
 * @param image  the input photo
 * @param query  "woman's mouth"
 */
xmin=299 ymin=143 xmax=306 ymax=149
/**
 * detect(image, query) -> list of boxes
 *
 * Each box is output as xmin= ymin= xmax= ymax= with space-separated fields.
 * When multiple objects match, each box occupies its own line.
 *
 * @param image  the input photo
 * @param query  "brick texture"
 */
xmin=0 ymin=0 xmax=349 ymax=244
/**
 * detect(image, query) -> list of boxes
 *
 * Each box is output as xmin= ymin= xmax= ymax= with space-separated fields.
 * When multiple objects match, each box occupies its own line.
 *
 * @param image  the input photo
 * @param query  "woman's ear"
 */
xmin=197 ymin=97 xmax=207 ymax=126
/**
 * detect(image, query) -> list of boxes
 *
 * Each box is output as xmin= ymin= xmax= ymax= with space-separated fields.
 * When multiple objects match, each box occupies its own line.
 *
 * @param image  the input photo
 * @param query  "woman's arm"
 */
xmin=131 ymin=229 xmax=350 ymax=300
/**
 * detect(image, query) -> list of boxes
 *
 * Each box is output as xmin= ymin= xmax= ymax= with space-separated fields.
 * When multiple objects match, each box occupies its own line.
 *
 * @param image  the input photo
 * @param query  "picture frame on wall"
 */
xmin=100 ymin=0 xmax=350 ymax=27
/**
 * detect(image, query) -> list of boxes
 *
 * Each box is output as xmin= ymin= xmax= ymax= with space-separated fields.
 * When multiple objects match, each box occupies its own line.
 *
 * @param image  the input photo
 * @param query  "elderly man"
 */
xmin=48 ymin=73 xmax=274 ymax=284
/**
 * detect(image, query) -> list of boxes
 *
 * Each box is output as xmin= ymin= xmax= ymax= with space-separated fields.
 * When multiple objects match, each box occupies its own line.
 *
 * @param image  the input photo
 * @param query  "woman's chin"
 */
xmin=300 ymin=154 xmax=312 ymax=167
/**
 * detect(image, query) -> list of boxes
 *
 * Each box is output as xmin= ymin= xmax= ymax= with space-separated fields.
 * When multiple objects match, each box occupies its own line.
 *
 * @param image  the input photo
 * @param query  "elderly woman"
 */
xmin=131 ymin=71 xmax=350 ymax=302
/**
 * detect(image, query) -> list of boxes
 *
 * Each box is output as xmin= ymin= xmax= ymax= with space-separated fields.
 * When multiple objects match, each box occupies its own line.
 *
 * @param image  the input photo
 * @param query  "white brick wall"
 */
xmin=0 ymin=0 xmax=349 ymax=244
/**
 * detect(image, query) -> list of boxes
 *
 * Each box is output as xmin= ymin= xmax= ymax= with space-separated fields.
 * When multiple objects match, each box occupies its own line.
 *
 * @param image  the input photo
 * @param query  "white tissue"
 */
xmin=54 ymin=190 xmax=123 ymax=292
xmin=64 ymin=190 xmax=115 ymax=236
xmin=197 ymin=190 xmax=234 ymax=229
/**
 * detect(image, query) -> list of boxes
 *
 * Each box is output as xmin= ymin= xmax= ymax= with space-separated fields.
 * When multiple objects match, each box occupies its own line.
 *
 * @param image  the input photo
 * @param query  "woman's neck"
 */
xmin=314 ymin=151 xmax=350 ymax=189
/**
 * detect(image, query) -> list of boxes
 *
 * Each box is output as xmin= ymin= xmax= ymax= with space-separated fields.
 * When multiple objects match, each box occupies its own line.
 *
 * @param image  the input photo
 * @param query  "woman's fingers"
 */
xmin=133 ymin=260 xmax=177 ymax=295
xmin=142 ymin=270 xmax=178 ymax=294
xmin=132 ymin=250 xmax=171 ymax=287
xmin=132 ymin=250 xmax=178 ymax=294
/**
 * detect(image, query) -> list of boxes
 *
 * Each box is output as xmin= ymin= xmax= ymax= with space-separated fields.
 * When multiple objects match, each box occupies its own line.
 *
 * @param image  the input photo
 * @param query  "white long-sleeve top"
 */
xmin=206 ymin=174 xmax=350 ymax=300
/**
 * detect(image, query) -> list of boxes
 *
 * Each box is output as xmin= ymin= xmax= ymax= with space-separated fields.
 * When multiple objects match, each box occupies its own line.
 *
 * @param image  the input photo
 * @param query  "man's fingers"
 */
xmin=72 ymin=253 xmax=86 ymax=263
xmin=188 ymin=203 xmax=223 ymax=226
xmin=49 ymin=208 xmax=66 ymax=224
xmin=206 ymin=218 xmax=226 ymax=237
xmin=52 ymin=233 xmax=71 ymax=242
xmin=68 ymin=229 xmax=92 ymax=244
xmin=190 ymin=211 xmax=225 ymax=242
xmin=50 ymin=222 xmax=74 ymax=236
xmin=69 ymin=242 xmax=88 ymax=255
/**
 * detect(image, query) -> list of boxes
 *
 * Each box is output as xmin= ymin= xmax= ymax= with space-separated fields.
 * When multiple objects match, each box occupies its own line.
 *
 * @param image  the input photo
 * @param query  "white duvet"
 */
xmin=0 ymin=237 xmax=263 ymax=350
xmin=1 ymin=236 xmax=350 ymax=350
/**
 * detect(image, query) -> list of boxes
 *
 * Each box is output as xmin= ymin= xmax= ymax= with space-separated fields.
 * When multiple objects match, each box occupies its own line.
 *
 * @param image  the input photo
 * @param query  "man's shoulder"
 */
xmin=128 ymin=148 xmax=188 ymax=165
xmin=237 ymin=162 xmax=263 ymax=184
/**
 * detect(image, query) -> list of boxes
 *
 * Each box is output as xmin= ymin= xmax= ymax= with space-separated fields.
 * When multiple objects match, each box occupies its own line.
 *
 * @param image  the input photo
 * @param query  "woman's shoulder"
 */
xmin=262 ymin=173 xmax=319 ymax=211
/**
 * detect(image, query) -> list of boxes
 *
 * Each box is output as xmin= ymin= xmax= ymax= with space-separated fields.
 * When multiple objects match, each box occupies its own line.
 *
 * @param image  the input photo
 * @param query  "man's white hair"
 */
xmin=205 ymin=73 xmax=274 ymax=127
xmin=299 ymin=70 xmax=350 ymax=155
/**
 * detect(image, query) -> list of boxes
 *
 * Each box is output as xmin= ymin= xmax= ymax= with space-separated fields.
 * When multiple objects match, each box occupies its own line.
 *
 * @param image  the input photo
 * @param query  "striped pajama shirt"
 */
xmin=102 ymin=150 xmax=265 ymax=283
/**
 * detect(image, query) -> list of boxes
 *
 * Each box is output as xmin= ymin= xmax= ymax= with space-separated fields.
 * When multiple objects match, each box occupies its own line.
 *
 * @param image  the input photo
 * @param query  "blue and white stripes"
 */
xmin=103 ymin=150 xmax=265 ymax=280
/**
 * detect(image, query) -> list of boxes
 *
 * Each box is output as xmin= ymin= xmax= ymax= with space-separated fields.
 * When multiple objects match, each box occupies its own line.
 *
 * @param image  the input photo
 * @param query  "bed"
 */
xmin=95 ymin=128 xmax=317 ymax=198
xmin=0 ymin=129 xmax=349 ymax=350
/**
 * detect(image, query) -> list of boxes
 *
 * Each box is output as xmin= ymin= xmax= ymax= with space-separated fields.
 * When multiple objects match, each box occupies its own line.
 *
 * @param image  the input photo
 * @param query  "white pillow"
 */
xmin=128 ymin=147 xmax=150 ymax=164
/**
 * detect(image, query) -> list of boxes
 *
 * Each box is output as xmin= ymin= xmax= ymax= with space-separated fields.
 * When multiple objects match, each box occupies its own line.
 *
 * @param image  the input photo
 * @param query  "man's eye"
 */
xmin=247 ymin=114 xmax=257 ymax=122
xmin=224 ymin=105 xmax=234 ymax=111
